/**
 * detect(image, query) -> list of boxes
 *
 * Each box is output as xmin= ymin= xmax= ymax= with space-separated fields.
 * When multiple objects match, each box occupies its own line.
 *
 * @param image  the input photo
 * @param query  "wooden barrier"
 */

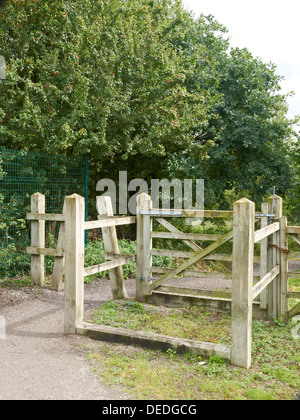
xmin=26 ymin=192 xmax=299 ymax=369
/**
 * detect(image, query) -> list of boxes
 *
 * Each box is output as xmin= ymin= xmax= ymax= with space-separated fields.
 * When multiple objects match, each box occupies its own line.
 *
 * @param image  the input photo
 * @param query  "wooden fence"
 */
xmin=26 ymin=192 xmax=300 ymax=369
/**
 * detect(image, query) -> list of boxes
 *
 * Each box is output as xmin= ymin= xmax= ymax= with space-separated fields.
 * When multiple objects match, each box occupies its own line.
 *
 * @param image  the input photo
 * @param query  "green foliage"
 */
xmin=88 ymin=306 xmax=300 ymax=400
xmin=0 ymin=0 xmax=211 ymax=189
xmin=84 ymin=238 xmax=173 ymax=281
xmin=0 ymin=0 xmax=298 ymax=215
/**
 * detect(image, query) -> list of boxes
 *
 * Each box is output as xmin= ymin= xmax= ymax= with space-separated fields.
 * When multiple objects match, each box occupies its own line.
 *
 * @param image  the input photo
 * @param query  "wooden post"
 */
xmin=51 ymin=202 xmax=66 ymax=291
xmin=64 ymin=194 xmax=85 ymax=335
xmin=231 ymin=198 xmax=255 ymax=369
xmin=259 ymin=202 xmax=268 ymax=309
xmin=267 ymin=195 xmax=282 ymax=319
xmin=31 ymin=193 xmax=45 ymax=286
xmin=280 ymin=216 xmax=289 ymax=322
xmin=96 ymin=196 xmax=127 ymax=299
xmin=136 ymin=193 xmax=152 ymax=303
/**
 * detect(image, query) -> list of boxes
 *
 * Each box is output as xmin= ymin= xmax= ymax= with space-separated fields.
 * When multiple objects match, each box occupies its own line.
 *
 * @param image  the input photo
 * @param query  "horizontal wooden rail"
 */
xmin=287 ymin=291 xmax=300 ymax=299
xmin=149 ymin=230 xmax=233 ymax=292
xmin=26 ymin=246 xmax=64 ymax=257
xmin=254 ymin=222 xmax=279 ymax=243
xmin=155 ymin=285 xmax=232 ymax=300
xmin=151 ymin=231 xmax=228 ymax=241
xmin=84 ymin=255 xmax=136 ymax=277
xmin=287 ymin=226 xmax=300 ymax=234
xmin=147 ymin=209 xmax=234 ymax=218
xmin=151 ymin=248 xmax=260 ymax=264
xmin=252 ymin=265 xmax=280 ymax=300
xmin=27 ymin=213 xmax=65 ymax=222
xmin=104 ymin=252 xmax=136 ymax=261
xmin=84 ymin=216 xmax=136 ymax=230
xmin=151 ymin=266 xmax=232 ymax=280
xmin=288 ymin=272 xmax=300 ymax=279
xmin=288 ymin=252 xmax=300 ymax=261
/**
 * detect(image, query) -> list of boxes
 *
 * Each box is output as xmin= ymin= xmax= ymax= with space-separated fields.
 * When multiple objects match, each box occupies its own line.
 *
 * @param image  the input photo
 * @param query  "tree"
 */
xmin=0 ymin=0 xmax=214 ymax=196
xmin=0 ymin=0 xmax=298 ymax=212
xmin=164 ymin=15 xmax=298 ymax=208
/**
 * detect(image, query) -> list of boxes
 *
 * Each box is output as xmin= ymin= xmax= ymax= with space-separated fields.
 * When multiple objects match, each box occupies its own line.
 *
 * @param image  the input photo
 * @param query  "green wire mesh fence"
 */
xmin=0 ymin=148 xmax=88 ymax=279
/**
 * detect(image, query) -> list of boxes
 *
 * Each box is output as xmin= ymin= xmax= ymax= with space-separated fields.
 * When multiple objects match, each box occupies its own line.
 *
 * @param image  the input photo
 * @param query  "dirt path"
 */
xmin=0 ymin=278 xmax=136 ymax=400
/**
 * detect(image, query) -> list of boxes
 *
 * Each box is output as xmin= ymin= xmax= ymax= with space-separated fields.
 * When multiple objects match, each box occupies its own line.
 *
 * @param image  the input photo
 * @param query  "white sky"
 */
xmin=182 ymin=0 xmax=300 ymax=124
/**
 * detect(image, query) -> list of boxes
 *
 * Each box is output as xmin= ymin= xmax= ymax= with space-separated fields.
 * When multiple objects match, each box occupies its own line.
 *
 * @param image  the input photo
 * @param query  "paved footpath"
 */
xmin=0 ymin=281 xmax=129 ymax=400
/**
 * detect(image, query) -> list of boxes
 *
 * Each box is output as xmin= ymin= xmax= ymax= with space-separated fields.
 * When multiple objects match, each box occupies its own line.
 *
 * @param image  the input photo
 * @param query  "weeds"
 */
xmin=85 ymin=300 xmax=300 ymax=400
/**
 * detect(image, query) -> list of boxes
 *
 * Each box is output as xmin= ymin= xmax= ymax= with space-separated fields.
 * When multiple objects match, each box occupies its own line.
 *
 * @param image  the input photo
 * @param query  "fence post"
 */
xmin=64 ymin=194 xmax=85 ymax=335
xmin=267 ymin=195 xmax=282 ymax=319
xmin=31 ymin=193 xmax=45 ymax=286
xmin=259 ymin=202 xmax=268 ymax=309
xmin=136 ymin=193 xmax=152 ymax=303
xmin=51 ymin=201 xmax=66 ymax=291
xmin=96 ymin=196 xmax=127 ymax=299
xmin=231 ymin=198 xmax=255 ymax=369
xmin=280 ymin=216 xmax=289 ymax=322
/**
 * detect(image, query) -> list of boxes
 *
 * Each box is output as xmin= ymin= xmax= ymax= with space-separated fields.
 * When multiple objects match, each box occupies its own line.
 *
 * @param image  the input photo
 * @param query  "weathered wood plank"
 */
xmin=254 ymin=222 xmax=279 ymax=243
xmin=51 ymin=202 xmax=66 ymax=291
xmin=84 ymin=216 xmax=136 ymax=230
xmin=288 ymin=272 xmax=300 ymax=279
xmin=280 ymin=217 xmax=289 ymax=321
xmin=136 ymin=194 xmax=153 ymax=302
xmin=286 ymin=226 xmax=300 ymax=235
xmin=154 ymin=285 xmax=232 ymax=299
xmin=30 ymin=193 xmax=45 ymax=286
xmin=231 ymin=198 xmax=255 ymax=369
xmin=268 ymin=195 xmax=282 ymax=319
xmin=151 ymin=266 xmax=232 ymax=280
xmin=64 ymin=194 xmax=85 ymax=335
xmin=149 ymin=230 xmax=233 ymax=292
xmin=156 ymin=218 xmax=230 ymax=273
xmin=259 ymin=203 xmax=268 ymax=309
xmin=151 ymin=249 xmax=260 ymax=263
xmin=27 ymin=213 xmax=65 ymax=222
xmin=96 ymin=197 xmax=127 ymax=299
xmin=287 ymin=291 xmax=300 ymax=299
xmin=84 ymin=255 xmax=136 ymax=277
xmin=104 ymin=252 xmax=136 ymax=261
xmin=151 ymin=231 xmax=229 ymax=241
xmin=289 ymin=234 xmax=300 ymax=246
xmin=288 ymin=252 xmax=300 ymax=261
xmin=150 ymin=209 xmax=233 ymax=218
xmin=287 ymin=302 xmax=300 ymax=319
xmin=76 ymin=322 xmax=231 ymax=362
xmin=252 ymin=265 xmax=280 ymax=300
xmin=27 ymin=246 xmax=64 ymax=257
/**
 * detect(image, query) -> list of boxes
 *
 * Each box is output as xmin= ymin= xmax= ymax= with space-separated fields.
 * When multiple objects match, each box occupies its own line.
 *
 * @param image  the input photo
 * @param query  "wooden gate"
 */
xmin=136 ymin=193 xmax=234 ymax=304
xmin=136 ymin=193 xmax=300 ymax=320
xmin=26 ymin=192 xmax=299 ymax=369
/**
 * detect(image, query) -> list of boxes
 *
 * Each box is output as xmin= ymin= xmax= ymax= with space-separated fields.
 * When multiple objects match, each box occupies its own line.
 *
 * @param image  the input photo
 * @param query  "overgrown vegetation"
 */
xmin=0 ymin=0 xmax=298 ymax=218
xmin=83 ymin=301 xmax=300 ymax=400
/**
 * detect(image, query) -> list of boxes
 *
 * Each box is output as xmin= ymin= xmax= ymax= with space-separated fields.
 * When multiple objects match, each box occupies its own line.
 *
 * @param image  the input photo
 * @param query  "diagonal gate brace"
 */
xmin=149 ymin=230 xmax=233 ymax=292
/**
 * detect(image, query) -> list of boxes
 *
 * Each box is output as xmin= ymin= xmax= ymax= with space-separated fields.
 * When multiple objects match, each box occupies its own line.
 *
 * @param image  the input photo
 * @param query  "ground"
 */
xmin=0 ymin=274 xmax=231 ymax=400
xmin=0 ymin=278 xmax=136 ymax=400
xmin=0 ymin=269 xmax=298 ymax=400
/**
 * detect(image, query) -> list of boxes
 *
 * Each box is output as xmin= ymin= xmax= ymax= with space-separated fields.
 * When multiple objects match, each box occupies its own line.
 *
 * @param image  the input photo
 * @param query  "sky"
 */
xmin=182 ymin=0 xmax=300 ymax=126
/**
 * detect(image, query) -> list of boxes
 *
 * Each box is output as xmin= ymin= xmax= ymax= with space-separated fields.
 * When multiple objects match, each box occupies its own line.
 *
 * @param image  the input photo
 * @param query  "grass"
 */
xmin=82 ymin=299 xmax=300 ymax=400
xmin=90 ymin=300 xmax=231 ymax=344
